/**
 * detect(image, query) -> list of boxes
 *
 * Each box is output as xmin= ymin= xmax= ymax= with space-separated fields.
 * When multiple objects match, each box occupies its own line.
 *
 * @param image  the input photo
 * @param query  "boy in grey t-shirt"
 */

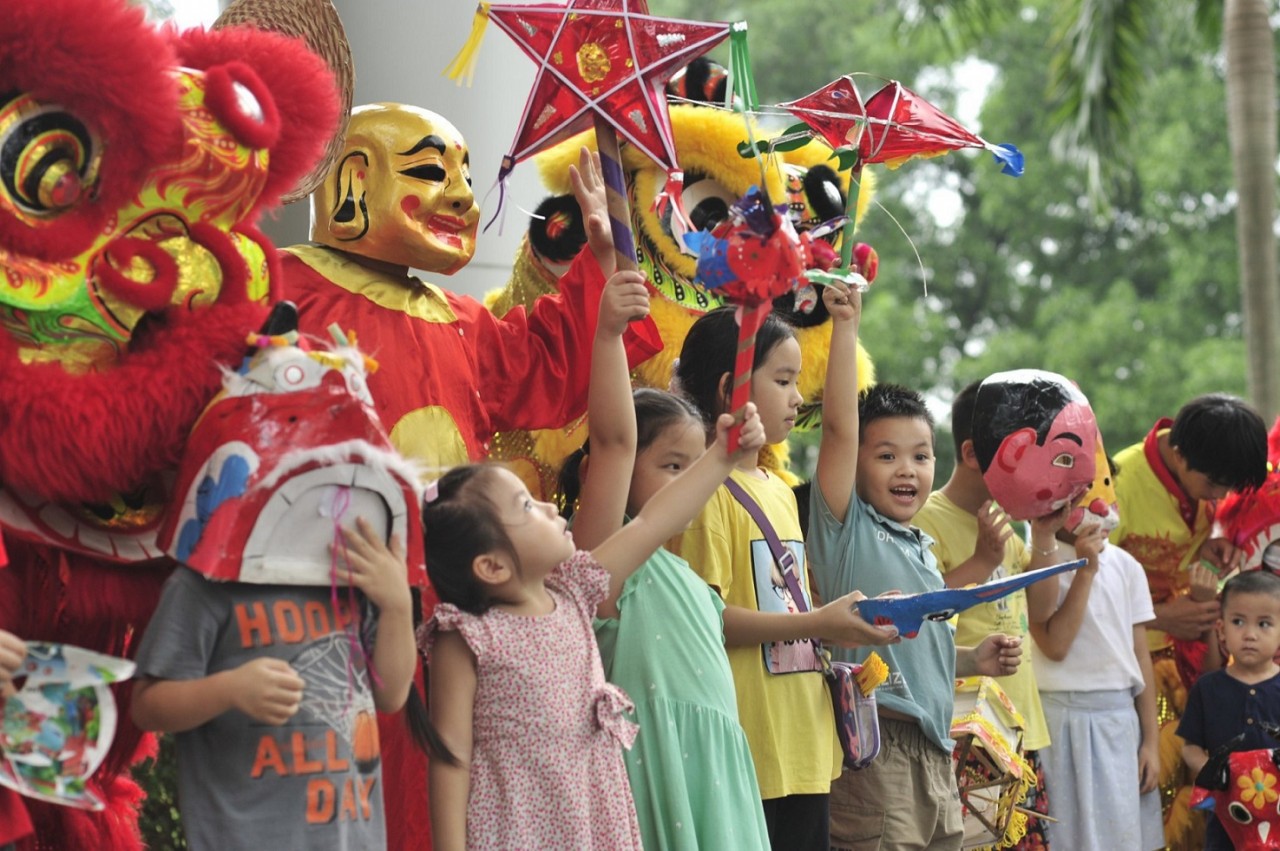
xmin=131 ymin=519 xmax=417 ymax=851
xmin=802 ymin=285 xmax=1023 ymax=851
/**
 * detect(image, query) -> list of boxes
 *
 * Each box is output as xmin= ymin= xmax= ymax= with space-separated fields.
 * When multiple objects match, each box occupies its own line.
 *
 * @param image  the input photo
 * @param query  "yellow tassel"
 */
xmin=443 ymin=3 xmax=491 ymax=87
xmin=856 ymin=652 xmax=889 ymax=696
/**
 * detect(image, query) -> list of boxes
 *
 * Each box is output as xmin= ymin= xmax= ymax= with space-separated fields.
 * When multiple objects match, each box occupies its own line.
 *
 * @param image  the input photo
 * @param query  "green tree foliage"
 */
xmin=655 ymin=0 xmax=1249 ymax=451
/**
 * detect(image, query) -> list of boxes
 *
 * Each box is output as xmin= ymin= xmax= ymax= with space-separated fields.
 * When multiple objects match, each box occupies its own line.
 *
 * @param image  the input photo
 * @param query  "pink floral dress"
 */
xmin=421 ymin=550 xmax=642 ymax=850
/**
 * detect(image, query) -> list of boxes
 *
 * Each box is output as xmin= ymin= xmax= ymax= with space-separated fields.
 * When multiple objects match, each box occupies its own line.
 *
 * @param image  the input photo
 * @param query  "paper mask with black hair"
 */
xmin=972 ymin=370 xmax=1098 ymax=521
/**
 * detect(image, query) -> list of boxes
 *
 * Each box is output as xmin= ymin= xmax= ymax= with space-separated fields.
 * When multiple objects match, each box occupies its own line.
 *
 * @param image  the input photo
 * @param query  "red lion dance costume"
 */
xmin=0 ymin=1 xmax=340 ymax=846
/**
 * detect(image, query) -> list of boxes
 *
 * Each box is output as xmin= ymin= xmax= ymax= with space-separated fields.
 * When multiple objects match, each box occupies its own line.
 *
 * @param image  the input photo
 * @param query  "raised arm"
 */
xmin=1023 ymin=506 xmax=1071 ymax=623
xmin=813 ymin=284 xmax=862 ymax=521
xmin=1027 ymin=528 xmax=1105 ymax=661
xmin=592 ymin=407 xmax=764 ymax=606
xmin=941 ymin=500 xmax=1013 ymax=588
xmin=570 ymin=146 xmax=617 ymax=278
xmin=569 ymin=268 xmax=650 ymax=562
xmin=336 ymin=518 xmax=417 ymax=713
xmin=429 ymin=630 xmax=476 ymax=851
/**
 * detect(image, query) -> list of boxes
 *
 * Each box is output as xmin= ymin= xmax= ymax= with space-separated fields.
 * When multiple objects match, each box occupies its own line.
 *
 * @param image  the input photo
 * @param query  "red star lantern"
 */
xmin=451 ymin=1 xmax=731 ymax=179
xmin=779 ymin=75 xmax=1023 ymax=174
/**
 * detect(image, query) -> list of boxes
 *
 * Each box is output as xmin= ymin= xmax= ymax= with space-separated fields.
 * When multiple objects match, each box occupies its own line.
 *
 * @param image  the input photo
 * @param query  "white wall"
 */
xmin=256 ymin=0 xmax=546 ymax=300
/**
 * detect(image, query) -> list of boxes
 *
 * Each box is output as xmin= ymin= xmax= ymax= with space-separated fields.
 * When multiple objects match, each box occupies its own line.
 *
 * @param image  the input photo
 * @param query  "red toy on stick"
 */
xmin=684 ymin=187 xmax=850 ymax=449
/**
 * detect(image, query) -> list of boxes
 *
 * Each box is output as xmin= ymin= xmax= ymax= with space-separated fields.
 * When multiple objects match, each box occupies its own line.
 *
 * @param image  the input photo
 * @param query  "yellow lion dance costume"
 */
xmin=488 ymin=102 xmax=877 ymax=498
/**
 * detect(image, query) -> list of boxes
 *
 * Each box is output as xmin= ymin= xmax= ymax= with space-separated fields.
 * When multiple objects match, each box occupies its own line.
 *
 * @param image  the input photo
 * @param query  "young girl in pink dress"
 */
xmin=418 ymin=266 xmax=767 ymax=851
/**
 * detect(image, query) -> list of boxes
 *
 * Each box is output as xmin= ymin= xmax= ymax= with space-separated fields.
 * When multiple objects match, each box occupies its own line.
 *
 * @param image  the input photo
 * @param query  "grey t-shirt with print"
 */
xmin=135 ymin=567 xmax=386 ymax=851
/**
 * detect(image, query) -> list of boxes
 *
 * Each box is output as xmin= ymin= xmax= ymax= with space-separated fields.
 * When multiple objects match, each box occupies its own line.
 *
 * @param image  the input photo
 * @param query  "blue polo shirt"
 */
xmin=806 ymin=479 xmax=957 ymax=752
xmin=1178 ymin=668 xmax=1280 ymax=849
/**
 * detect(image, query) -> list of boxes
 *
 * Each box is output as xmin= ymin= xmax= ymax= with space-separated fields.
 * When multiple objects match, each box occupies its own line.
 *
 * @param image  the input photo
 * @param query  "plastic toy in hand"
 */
xmin=855 ymin=559 xmax=1085 ymax=639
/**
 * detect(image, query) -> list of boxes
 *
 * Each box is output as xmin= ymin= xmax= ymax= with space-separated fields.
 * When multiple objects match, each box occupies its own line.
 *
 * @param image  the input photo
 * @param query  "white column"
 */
xmin=257 ymin=0 xmax=545 ymax=300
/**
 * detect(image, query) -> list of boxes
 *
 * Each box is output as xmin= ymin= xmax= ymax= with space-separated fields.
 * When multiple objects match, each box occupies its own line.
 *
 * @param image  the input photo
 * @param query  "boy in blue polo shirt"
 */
xmin=805 ymin=285 xmax=1025 ymax=850
xmin=1180 ymin=569 xmax=1280 ymax=851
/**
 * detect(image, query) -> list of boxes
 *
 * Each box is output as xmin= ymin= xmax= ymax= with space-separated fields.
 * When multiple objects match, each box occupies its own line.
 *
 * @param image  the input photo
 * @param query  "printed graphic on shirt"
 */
xmin=749 ymin=539 xmax=822 ymax=674
xmin=233 ymin=596 xmax=381 ymax=827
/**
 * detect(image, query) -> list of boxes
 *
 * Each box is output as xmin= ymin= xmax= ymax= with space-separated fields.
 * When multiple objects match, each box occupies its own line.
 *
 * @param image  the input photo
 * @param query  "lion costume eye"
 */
xmin=679 ymin=175 xmax=737 ymax=233
xmin=0 ymin=94 xmax=100 ymax=216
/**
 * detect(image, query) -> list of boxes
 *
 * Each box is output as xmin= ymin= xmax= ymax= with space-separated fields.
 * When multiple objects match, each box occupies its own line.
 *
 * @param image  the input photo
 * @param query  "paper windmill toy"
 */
xmin=446 ymin=0 xmax=733 ymax=274
xmin=855 ymin=559 xmax=1083 ymax=639
xmin=0 ymin=643 xmax=135 ymax=810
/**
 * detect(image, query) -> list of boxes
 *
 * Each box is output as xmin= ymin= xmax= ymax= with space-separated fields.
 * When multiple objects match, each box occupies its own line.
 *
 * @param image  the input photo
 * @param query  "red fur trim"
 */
xmin=0 ymin=302 xmax=265 ymax=503
xmin=19 ymin=772 xmax=147 ymax=851
xmin=0 ymin=0 xmax=181 ymax=262
xmin=94 ymin=238 xmax=180 ymax=312
xmin=189 ymin=222 xmax=250 ymax=304
xmin=171 ymin=26 xmax=341 ymax=212
xmin=203 ymin=62 xmax=281 ymax=151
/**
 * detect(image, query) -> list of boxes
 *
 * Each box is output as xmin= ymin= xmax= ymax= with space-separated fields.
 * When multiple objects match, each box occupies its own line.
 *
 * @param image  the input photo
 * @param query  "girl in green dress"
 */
xmin=561 ymin=388 xmax=772 ymax=850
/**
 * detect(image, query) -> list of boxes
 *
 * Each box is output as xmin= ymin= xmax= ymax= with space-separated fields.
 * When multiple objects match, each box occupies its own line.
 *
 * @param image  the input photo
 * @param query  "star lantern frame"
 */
xmin=446 ymin=1 xmax=732 ymax=275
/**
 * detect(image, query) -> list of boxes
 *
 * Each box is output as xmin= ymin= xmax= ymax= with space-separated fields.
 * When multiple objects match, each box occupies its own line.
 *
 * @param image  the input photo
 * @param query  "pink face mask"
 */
xmin=972 ymin=370 xmax=1099 ymax=521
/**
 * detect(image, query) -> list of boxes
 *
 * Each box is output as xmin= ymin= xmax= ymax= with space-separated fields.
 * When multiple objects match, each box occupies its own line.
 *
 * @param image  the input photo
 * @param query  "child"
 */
xmin=1031 ymin=510 xmax=1163 ymax=850
xmin=130 ymin=517 xmax=418 ymax=850
xmin=419 ymin=269 xmax=768 ymax=850
xmin=803 ymin=286 xmax=1023 ymax=851
xmin=559 ymin=387 xmax=773 ymax=850
xmin=671 ymin=297 xmax=905 ymax=851
xmin=0 ymin=628 xmax=32 ymax=851
xmin=914 ymin=379 xmax=1064 ymax=849
xmin=1113 ymin=393 xmax=1268 ymax=848
xmin=1179 ymin=569 xmax=1280 ymax=851
xmin=1113 ymin=394 xmax=1268 ymax=681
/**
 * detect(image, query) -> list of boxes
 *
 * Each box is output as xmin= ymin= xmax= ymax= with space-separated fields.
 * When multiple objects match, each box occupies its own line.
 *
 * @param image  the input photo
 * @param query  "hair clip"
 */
xmin=423 ymin=479 xmax=441 ymax=505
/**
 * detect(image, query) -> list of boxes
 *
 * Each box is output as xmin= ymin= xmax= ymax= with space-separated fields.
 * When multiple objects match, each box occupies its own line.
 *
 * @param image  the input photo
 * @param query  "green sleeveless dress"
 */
xmin=595 ymin=545 xmax=770 ymax=850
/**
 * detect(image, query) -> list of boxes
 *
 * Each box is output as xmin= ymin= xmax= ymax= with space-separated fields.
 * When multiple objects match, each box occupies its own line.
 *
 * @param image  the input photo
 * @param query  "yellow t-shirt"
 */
xmin=914 ymin=490 xmax=1051 ymax=750
xmin=671 ymin=469 xmax=840 ymax=799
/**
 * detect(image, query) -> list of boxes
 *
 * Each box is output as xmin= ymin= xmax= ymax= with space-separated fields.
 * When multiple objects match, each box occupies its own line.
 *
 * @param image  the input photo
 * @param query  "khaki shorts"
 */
xmin=830 ymin=717 xmax=962 ymax=851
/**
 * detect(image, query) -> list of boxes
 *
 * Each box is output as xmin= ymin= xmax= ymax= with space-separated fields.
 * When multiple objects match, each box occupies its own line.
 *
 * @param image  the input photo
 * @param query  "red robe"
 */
xmin=282 ymin=243 xmax=661 ymax=851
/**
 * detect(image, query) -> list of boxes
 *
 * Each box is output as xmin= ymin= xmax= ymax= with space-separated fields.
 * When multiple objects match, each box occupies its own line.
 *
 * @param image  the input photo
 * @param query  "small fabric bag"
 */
xmin=723 ymin=478 xmax=881 ymax=770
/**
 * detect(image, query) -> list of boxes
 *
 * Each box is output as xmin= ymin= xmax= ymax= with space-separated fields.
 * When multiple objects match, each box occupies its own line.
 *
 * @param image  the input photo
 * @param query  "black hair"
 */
xmin=421 ymin=465 xmax=517 ymax=615
xmin=674 ymin=306 xmax=796 ymax=435
xmin=557 ymin=388 xmax=705 ymax=518
xmin=1220 ymin=569 xmax=1280 ymax=612
xmin=970 ymin=372 xmax=1082 ymax=472
xmin=949 ymin=380 xmax=982 ymax=455
xmin=859 ymin=383 xmax=935 ymax=442
xmin=407 ymin=464 xmax=520 ymax=765
xmin=1170 ymin=393 xmax=1268 ymax=491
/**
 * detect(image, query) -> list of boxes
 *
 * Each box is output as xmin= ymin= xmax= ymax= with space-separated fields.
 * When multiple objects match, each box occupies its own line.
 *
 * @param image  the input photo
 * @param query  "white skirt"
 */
xmin=1038 ymin=689 xmax=1165 ymax=851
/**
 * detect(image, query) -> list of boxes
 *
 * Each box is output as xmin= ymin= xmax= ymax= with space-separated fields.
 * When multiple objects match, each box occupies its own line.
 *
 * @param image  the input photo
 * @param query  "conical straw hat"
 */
xmin=213 ymin=0 xmax=354 ymax=204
